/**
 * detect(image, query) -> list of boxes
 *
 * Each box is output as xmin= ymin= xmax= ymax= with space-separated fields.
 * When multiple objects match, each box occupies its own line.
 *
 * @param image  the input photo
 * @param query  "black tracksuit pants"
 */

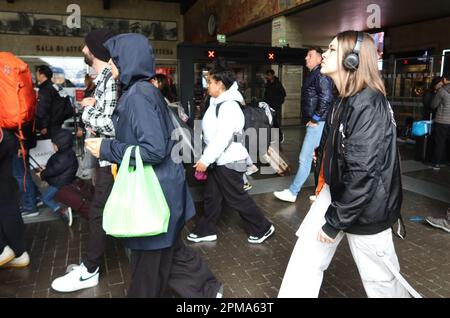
xmin=273 ymin=106 xmax=283 ymax=140
xmin=193 ymin=165 xmax=272 ymax=238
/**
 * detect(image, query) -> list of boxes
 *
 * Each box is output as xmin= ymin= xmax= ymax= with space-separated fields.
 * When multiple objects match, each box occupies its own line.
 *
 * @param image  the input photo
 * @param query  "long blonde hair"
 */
xmin=337 ymin=31 xmax=386 ymax=97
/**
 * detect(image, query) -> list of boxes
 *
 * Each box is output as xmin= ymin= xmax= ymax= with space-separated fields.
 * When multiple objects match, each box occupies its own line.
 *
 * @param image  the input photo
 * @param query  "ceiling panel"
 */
xmin=228 ymin=0 xmax=450 ymax=47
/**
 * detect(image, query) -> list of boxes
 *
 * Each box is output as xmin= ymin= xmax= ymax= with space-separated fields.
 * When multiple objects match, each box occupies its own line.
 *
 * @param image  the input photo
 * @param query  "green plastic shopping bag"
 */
xmin=103 ymin=146 xmax=170 ymax=237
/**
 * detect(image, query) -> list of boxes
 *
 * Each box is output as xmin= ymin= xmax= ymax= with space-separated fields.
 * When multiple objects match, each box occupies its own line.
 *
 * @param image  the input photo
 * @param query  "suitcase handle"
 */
xmin=29 ymin=154 xmax=44 ymax=170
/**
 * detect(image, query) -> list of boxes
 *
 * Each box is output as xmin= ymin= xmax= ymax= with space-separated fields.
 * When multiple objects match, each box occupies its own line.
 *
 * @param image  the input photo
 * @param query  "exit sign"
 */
xmin=279 ymin=38 xmax=288 ymax=47
xmin=217 ymin=34 xmax=226 ymax=43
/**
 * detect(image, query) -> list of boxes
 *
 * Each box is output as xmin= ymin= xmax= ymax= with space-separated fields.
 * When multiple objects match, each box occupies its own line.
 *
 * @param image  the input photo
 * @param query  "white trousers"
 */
xmin=278 ymin=185 xmax=410 ymax=298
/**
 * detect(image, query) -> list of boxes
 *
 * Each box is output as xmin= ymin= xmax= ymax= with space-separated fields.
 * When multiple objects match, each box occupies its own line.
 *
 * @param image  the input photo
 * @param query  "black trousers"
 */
xmin=82 ymin=166 xmax=114 ymax=272
xmin=272 ymin=106 xmax=283 ymax=140
xmin=432 ymin=123 xmax=450 ymax=165
xmin=0 ymin=153 xmax=26 ymax=256
xmin=193 ymin=165 xmax=272 ymax=238
xmin=127 ymin=236 xmax=221 ymax=298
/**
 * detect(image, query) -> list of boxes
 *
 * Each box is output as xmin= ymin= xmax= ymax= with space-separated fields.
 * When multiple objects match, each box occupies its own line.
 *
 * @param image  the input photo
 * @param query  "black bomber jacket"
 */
xmin=316 ymin=87 xmax=403 ymax=239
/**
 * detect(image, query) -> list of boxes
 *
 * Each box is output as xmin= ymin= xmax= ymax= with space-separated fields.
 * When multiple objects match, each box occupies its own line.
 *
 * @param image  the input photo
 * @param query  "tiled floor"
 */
xmin=1 ymin=126 xmax=449 ymax=298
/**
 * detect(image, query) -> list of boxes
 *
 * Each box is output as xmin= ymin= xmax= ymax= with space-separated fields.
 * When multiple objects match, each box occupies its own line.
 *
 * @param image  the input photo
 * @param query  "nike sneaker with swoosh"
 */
xmin=51 ymin=263 xmax=99 ymax=293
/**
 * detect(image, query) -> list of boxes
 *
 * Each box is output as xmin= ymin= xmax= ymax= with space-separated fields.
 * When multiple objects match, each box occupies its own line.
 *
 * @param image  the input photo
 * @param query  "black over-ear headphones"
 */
xmin=343 ymin=32 xmax=364 ymax=71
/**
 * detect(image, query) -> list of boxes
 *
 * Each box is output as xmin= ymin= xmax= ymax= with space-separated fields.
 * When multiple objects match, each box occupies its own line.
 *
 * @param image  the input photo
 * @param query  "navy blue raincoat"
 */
xmin=100 ymin=33 xmax=195 ymax=250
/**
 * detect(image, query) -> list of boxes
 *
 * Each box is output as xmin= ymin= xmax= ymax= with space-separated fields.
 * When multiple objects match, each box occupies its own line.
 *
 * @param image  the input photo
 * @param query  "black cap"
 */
xmin=84 ymin=28 xmax=116 ymax=62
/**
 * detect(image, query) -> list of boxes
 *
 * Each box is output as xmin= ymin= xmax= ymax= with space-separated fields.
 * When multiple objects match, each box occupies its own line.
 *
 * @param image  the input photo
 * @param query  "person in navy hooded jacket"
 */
xmin=84 ymin=33 xmax=222 ymax=298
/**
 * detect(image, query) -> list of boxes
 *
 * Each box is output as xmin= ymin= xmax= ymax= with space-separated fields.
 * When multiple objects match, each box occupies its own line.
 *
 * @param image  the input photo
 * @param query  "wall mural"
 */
xmin=184 ymin=0 xmax=312 ymax=43
xmin=0 ymin=11 xmax=178 ymax=41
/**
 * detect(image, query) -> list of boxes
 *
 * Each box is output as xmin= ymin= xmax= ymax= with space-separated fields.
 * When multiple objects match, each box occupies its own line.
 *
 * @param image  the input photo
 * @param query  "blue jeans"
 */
xmin=289 ymin=122 xmax=325 ymax=195
xmin=42 ymin=186 xmax=61 ymax=212
xmin=12 ymin=154 xmax=39 ymax=212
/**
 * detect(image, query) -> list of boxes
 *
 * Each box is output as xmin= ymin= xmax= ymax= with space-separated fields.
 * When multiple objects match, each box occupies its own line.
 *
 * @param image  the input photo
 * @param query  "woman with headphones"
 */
xmin=278 ymin=31 xmax=411 ymax=298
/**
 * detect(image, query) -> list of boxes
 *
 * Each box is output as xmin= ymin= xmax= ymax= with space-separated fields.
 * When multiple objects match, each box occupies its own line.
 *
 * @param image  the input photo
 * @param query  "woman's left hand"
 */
xmin=317 ymin=229 xmax=335 ymax=244
xmin=194 ymin=161 xmax=208 ymax=172
xmin=85 ymin=138 xmax=103 ymax=158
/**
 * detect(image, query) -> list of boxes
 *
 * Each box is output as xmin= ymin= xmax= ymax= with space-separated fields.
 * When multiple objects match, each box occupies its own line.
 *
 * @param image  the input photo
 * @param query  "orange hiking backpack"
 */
xmin=0 ymin=52 xmax=36 ymax=134
xmin=0 ymin=53 xmax=37 ymax=190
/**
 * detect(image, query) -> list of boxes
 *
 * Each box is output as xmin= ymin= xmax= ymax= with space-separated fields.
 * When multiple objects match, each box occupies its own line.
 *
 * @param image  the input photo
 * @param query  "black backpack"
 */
xmin=216 ymin=100 xmax=272 ymax=155
xmin=61 ymin=95 xmax=75 ymax=120
xmin=51 ymin=85 xmax=75 ymax=125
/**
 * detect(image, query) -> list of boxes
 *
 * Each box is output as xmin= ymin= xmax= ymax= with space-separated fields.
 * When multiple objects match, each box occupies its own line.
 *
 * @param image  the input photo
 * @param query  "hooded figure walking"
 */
xmin=84 ymin=33 xmax=223 ymax=298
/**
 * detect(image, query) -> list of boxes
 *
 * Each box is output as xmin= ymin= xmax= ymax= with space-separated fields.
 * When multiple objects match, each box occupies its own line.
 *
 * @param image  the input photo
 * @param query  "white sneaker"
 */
xmin=216 ymin=284 xmax=224 ymax=298
xmin=309 ymin=195 xmax=317 ymax=201
xmin=274 ymin=189 xmax=297 ymax=203
xmin=186 ymin=233 xmax=217 ymax=243
xmin=246 ymin=164 xmax=259 ymax=176
xmin=51 ymin=263 xmax=99 ymax=293
xmin=3 ymin=251 xmax=30 ymax=268
xmin=0 ymin=246 xmax=15 ymax=266
xmin=57 ymin=207 xmax=73 ymax=227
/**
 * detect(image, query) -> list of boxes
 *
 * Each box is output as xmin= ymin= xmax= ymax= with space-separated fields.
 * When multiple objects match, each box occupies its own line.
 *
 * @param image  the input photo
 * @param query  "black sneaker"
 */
xmin=58 ymin=207 xmax=73 ymax=227
xmin=248 ymin=225 xmax=275 ymax=244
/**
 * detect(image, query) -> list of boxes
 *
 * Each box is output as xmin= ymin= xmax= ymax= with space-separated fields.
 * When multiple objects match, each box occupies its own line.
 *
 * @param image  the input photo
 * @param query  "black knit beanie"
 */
xmin=85 ymin=29 xmax=117 ymax=62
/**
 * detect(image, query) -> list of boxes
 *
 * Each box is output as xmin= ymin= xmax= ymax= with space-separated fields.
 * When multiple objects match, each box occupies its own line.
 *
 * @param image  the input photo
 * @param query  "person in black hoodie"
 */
xmin=278 ymin=31 xmax=411 ymax=298
xmin=37 ymin=129 xmax=78 ymax=226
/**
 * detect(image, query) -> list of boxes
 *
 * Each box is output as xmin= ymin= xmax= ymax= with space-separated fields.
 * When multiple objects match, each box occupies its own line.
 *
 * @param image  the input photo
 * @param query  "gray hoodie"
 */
xmin=431 ymin=84 xmax=450 ymax=124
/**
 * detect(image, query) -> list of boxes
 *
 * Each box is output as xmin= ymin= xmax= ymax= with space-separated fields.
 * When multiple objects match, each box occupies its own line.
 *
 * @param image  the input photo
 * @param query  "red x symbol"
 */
xmin=208 ymin=50 xmax=216 ymax=58
xmin=268 ymin=53 xmax=275 ymax=60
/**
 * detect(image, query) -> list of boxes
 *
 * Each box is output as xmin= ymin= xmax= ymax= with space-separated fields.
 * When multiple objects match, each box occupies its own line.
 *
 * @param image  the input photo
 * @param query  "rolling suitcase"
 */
xmin=263 ymin=146 xmax=290 ymax=176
